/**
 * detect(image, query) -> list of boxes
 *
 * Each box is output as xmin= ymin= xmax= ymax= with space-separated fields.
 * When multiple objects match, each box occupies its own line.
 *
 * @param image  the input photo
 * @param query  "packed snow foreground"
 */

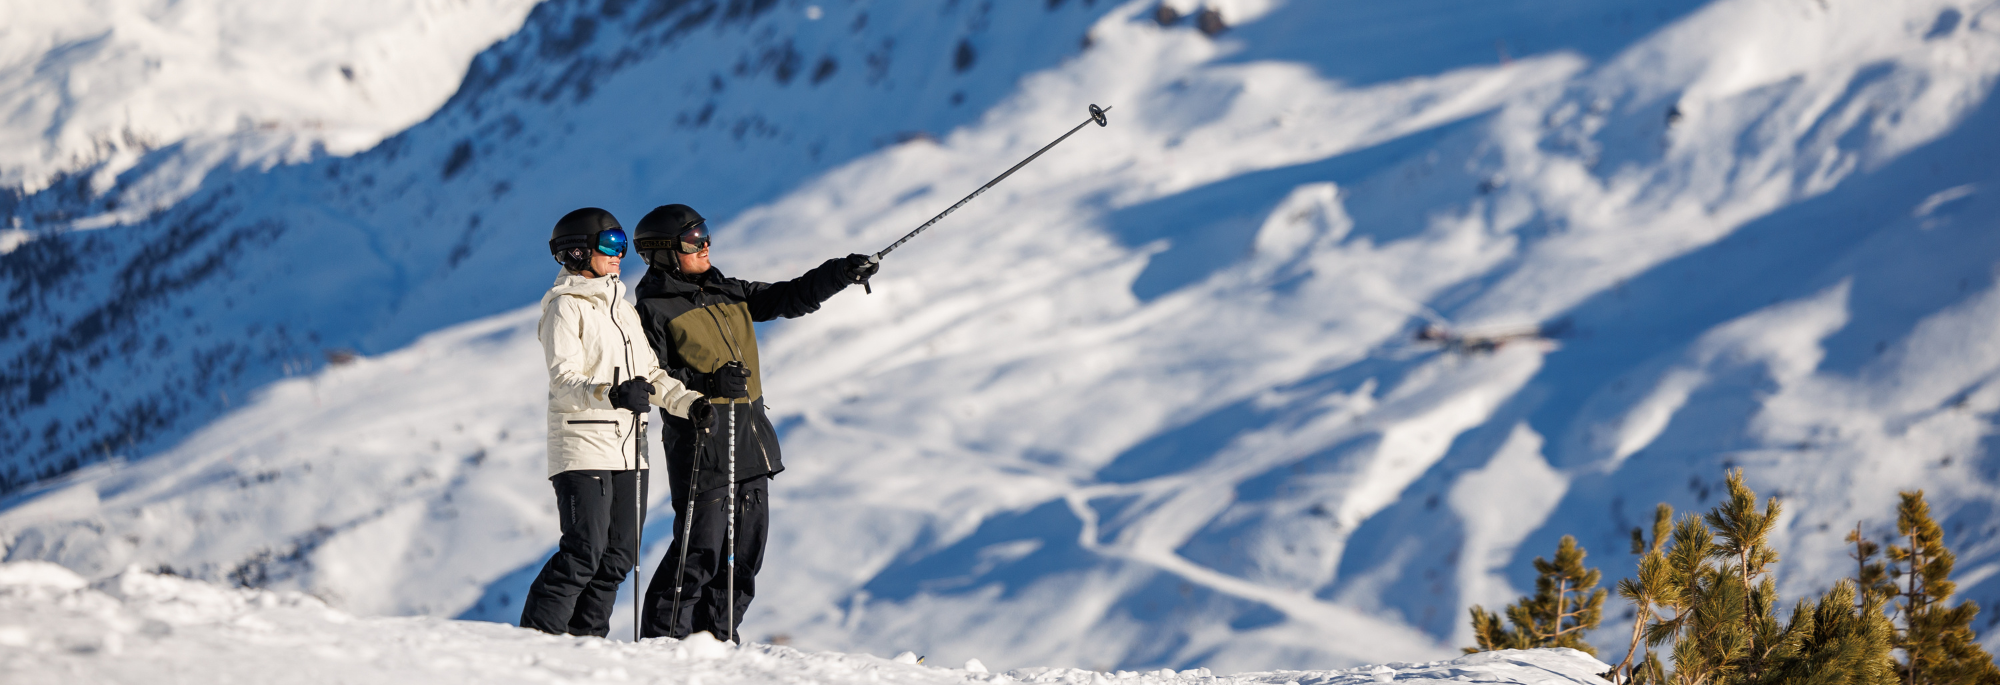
xmin=0 ymin=561 xmax=1607 ymax=685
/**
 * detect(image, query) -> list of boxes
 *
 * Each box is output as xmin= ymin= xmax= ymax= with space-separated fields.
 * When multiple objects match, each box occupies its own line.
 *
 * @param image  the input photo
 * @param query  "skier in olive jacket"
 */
xmin=631 ymin=203 xmax=877 ymax=641
xmin=522 ymin=207 xmax=713 ymax=637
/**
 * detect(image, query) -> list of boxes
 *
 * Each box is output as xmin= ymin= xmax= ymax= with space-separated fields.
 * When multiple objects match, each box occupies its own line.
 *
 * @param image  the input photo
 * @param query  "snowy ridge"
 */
xmin=4 ymin=0 xmax=2000 ymax=676
xmin=0 ymin=0 xmax=541 ymax=215
xmin=0 ymin=560 xmax=1613 ymax=685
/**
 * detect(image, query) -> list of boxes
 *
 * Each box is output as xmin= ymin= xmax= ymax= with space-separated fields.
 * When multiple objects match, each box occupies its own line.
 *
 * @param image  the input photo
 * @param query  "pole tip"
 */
xmin=1090 ymin=104 xmax=1109 ymax=127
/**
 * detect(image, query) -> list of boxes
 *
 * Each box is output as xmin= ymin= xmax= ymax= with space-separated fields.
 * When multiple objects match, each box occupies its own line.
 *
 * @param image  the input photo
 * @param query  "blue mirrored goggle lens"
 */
xmin=595 ymin=228 xmax=628 ymax=257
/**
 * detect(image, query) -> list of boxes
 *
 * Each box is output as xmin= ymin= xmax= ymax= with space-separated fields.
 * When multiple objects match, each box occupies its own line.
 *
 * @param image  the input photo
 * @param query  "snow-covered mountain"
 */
xmin=5 ymin=0 xmax=2000 ymax=675
xmin=0 ymin=0 xmax=542 ymax=226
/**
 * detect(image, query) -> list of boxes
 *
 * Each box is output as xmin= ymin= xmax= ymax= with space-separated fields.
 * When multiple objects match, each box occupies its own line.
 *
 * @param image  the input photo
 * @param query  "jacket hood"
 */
xmin=543 ymin=269 xmax=624 ymax=309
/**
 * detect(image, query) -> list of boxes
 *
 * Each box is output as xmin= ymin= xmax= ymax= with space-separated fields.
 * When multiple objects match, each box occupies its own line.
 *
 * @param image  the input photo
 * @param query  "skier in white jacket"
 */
xmin=521 ymin=207 xmax=714 ymax=636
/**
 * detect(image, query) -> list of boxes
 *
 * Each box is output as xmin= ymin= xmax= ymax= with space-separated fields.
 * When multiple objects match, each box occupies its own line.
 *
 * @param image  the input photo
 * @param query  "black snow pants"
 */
xmin=520 ymin=469 xmax=648 ymax=636
xmin=639 ymin=475 xmax=768 ymax=641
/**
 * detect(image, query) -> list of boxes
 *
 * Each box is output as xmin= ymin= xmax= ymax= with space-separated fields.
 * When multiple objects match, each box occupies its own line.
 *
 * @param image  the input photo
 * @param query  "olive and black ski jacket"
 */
xmin=633 ymin=258 xmax=852 ymax=494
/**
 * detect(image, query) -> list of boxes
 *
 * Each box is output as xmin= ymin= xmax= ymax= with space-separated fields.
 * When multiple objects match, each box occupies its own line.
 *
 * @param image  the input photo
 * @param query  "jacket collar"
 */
xmin=542 ymin=269 xmax=623 ymax=309
xmin=636 ymin=264 xmax=727 ymax=299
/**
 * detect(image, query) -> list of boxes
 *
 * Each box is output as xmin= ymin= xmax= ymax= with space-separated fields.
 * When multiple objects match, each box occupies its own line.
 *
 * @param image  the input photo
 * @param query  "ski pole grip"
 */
xmin=612 ymin=367 xmax=622 ymax=410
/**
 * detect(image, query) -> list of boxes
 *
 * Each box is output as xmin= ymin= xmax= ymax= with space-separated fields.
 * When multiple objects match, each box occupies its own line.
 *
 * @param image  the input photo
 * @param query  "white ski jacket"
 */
xmin=539 ymin=270 xmax=704 ymax=477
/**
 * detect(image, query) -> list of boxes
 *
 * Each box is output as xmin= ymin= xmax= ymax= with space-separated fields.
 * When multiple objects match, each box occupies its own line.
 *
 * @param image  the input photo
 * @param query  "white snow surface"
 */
xmin=0 ymin=0 xmax=540 ymax=212
xmin=0 ymin=560 xmax=1612 ymax=685
xmin=3 ymin=0 xmax=2000 ymax=677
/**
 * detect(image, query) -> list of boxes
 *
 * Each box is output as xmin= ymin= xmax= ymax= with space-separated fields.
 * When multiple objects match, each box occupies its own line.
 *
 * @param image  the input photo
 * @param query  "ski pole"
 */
xmin=724 ymin=401 xmax=738 ymax=643
xmin=634 ymin=397 xmax=646 ymax=642
xmin=614 ymin=367 xmax=646 ymax=642
xmin=860 ymin=104 xmax=1112 ymax=293
xmin=669 ymin=415 xmax=703 ymax=637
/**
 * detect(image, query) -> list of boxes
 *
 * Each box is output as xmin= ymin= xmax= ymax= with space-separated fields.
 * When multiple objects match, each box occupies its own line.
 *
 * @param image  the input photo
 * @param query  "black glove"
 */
xmin=841 ymin=253 xmax=880 ymax=284
xmin=710 ymin=361 xmax=752 ymax=399
xmin=608 ymin=377 xmax=653 ymax=414
xmin=687 ymin=401 xmax=717 ymax=431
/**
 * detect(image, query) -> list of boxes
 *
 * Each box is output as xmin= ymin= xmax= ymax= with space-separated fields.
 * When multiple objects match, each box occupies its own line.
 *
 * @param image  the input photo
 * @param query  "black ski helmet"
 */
xmin=550 ymin=207 xmax=622 ymax=272
xmin=634 ymin=204 xmax=708 ymax=271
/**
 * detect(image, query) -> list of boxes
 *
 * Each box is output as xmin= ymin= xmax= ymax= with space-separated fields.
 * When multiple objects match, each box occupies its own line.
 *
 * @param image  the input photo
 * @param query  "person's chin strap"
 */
xmin=567 ymin=261 xmax=612 ymax=279
xmin=557 ymin=248 xmax=610 ymax=279
xmin=646 ymin=251 xmax=688 ymax=279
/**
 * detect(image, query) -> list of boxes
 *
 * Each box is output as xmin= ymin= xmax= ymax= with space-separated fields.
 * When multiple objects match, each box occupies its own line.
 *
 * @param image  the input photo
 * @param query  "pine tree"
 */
xmin=1654 ymin=513 xmax=1748 ymax=685
xmin=1466 ymin=535 xmax=1606 ymax=655
xmin=1754 ymin=580 xmax=1898 ymax=685
xmin=1706 ymin=469 xmax=1785 ymax=681
xmin=1469 ymin=604 xmax=1531 ymax=652
xmin=1613 ymin=504 xmax=1675 ymax=683
xmin=1885 ymin=491 xmax=2000 ymax=685
xmin=1526 ymin=474 xmax=1997 ymax=685
xmin=1848 ymin=523 xmax=1896 ymax=607
xmin=1617 ymin=471 xmax=1893 ymax=685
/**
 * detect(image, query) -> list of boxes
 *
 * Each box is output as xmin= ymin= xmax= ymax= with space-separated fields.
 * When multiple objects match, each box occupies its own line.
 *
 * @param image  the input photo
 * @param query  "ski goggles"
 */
xmin=594 ymin=228 xmax=628 ymax=257
xmin=671 ymin=222 xmax=709 ymax=253
xmin=637 ymin=222 xmax=709 ymax=254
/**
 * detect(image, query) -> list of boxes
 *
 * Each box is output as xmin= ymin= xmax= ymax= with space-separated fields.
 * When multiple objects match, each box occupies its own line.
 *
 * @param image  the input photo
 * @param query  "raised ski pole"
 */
xmin=860 ymin=104 xmax=1112 ymax=293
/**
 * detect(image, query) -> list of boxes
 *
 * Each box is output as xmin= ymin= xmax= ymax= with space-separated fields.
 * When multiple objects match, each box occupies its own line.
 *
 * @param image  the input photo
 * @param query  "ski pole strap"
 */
xmin=866 ymin=104 xmax=1112 ymax=286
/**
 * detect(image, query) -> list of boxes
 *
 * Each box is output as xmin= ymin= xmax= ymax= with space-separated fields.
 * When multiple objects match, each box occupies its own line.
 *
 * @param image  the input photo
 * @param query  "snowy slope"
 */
xmin=6 ymin=0 xmax=2000 ymax=676
xmin=0 ymin=0 xmax=1115 ymax=494
xmin=0 ymin=0 xmax=541 ymax=222
xmin=0 ymin=561 xmax=1615 ymax=685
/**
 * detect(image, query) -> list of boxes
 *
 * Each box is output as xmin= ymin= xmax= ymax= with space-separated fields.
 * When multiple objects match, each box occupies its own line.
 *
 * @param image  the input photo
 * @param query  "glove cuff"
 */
xmin=666 ymin=392 xmax=703 ymax=418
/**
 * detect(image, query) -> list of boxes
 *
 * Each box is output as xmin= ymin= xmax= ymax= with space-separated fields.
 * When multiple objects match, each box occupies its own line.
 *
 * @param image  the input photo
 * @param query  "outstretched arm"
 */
xmin=743 ymin=257 xmax=856 ymax=322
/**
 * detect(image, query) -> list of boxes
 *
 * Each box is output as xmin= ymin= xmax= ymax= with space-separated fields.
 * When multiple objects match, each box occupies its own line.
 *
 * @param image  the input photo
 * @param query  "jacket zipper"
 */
xmin=693 ymin=284 xmax=773 ymax=475
xmin=607 ymin=277 xmax=639 ymax=471
xmin=758 ymin=400 xmax=773 ymax=472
